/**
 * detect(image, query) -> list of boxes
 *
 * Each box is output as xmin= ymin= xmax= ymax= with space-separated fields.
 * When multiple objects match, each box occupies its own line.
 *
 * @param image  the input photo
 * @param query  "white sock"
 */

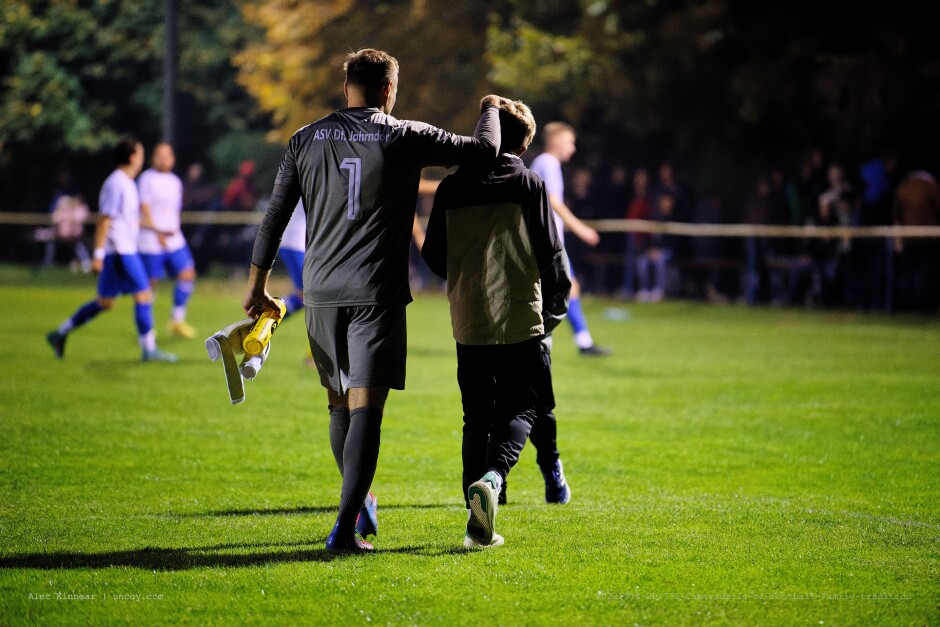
xmin=574 ymin=330 xmax=594 ymax=349
xmin=172 ymin=305 xmax=186 ymax=323
xmin=139 ymin=330 xmax=157 ymax=351
xmin=58 ymin=320 xmax=74 ymax=335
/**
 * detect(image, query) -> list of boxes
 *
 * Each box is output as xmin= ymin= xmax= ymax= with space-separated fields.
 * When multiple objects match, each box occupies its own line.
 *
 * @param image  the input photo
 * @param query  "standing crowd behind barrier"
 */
xmin=31 ymin=145 xmax=938 ymax=314
xmin=182 ymin=162 xmax=222 ymax=274
xmin=546 ymin=146 xmax=937 ymax=314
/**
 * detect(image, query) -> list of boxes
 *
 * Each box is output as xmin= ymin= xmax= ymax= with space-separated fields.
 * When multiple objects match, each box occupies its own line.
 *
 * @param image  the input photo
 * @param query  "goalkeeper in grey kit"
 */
xmin=243 ymin=48 xmax=501 ymax=552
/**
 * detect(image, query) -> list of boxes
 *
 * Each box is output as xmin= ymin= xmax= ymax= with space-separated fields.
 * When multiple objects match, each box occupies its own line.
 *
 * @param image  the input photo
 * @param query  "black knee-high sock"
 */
xmin=328 ymin=406 xmax=350 ymax=476
xmin=336 ymin=407 xmax=382 ymax=534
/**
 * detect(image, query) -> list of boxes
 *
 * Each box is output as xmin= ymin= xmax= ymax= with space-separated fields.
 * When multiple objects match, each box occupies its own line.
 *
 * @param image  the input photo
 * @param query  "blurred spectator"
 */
xmin=568 ymin=167 xmax=606 ymax=292
xmin=596 ymin=163 xmax=631 ymax=293
xmin=220 ymin=160 xmax=261 ymax=273
xmin=602 ymin=164 xmax=631 ymax=217
xmin=39 ymin=168 xmax=91 ymax=272
xmin=636 ymin=192 xmax=676 ymax=302
xmin=183 ymin=162 xmax=222 ymax=272
xmin=813 ymin=164 xmax=856 ymax=305
xmin=621 ymin=167 xmax=651 ymax=298
xmin=818 ymin=164 xmax=857 ymax=227
xmin=854 ymin=149 xmax=898 ymax=310
xmin=893 ymin=170 xmax=940 ymax=312
xmin=767 ymin=166 xmax=791 ymax=225
xmin=570 ymin=167 xmax=598 ymax=218
xmin=743 ymin=176 xmax=772 ymax=305
xmin=222 ymin=160 xmax=259 ymax=211
xmin=653 ymin=161 xmax=691 ymax=222
xmin=859 ymin=150 xmax=897 ymax=226
xmin=691 ymin=191 xmax=732 ymax=302
xmin=183 ymin=162 xmax=220 ymax=212
xmin=653 ymin=160 xmax=693 ymax=264
xmin=767 ymin=165 xmax=813 ymax=305
xmin=792 ymin=147 xmax=828 ymax=225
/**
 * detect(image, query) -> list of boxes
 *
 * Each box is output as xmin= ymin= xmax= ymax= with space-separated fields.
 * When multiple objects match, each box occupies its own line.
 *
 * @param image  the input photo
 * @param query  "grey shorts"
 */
xmin=305 ymin=304 xmax=407 ymax=394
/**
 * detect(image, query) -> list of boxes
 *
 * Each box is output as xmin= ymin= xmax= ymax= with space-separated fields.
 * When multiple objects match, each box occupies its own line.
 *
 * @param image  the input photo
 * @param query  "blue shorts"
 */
xmin=98 ymin=253 xmax=151 ymax=298
xmin=279 ymin=248 xmax=304 ymax=291
xmin=140 ymin=246 xmax=195 ymax=281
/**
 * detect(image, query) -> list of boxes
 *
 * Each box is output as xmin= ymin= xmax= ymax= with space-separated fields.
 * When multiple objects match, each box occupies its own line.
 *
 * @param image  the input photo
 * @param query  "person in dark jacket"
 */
xmin=422 ymin=97 xmax=571 ymax=548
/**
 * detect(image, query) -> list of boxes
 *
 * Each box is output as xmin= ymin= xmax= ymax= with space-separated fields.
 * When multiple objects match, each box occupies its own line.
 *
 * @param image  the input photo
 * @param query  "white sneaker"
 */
xmin=467 ymin=474 xmax=499 ymax=545
xmin=463 ymin=533 xmax=504 ymax=549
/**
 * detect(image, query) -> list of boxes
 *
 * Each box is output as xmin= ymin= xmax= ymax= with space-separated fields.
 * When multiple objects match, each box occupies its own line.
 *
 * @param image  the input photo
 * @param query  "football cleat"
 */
xmin=467 ymin=473 xmax=499 ymax=546
xmin=325 ymin=522 xmax=375 ymax=554
xmin=579 ymin=344 xmax=612 ymax=356
xmin=355 ymin=491 xmax=378 ymax=537
xmin=47 ymin=331 xmax=67 ymax=359
xmin=498 ymin=478 xmax=507 ymax=505
xmin=463 ymin=532 xmax=504 ymax=549
xmin=141 ymin=348 xmax=178 ymax=363
xmin=542 ymin=459 xmax=571 ymax=504
xmin=168 ymin=320 xmax=197 ymax=339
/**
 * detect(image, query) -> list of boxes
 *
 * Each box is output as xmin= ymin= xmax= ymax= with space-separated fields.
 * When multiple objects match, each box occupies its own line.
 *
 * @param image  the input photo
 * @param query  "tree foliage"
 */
xmin=2 ymin=0 xmax=937 ymax=211
xmin=485 ymin=0 xmax=940 ymax=193
xmin=0 ymin=0 xmax=162 ymax=155
xmin=0 ymin=0 xmax=263 ymax=209
xmin=235 ymin=0 xmax=494 ymax=143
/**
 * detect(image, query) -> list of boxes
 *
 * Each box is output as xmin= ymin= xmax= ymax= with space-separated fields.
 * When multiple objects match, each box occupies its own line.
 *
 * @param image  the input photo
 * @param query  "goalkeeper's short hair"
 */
xmin=344 ymin=48 xmax=399 ymax=94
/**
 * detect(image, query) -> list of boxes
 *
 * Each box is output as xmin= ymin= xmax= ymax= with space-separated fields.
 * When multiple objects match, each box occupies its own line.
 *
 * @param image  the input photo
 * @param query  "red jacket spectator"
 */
xmin=222 ymin=160 xmax=258 ymax=211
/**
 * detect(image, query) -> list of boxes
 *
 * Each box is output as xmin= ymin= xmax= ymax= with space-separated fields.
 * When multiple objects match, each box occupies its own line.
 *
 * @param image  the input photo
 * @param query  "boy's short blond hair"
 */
xmin=497 ymin=99 xmax=537 ymax=154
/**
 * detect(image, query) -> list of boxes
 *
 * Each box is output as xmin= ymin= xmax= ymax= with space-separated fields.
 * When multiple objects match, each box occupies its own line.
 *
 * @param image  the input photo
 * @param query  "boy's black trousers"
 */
xmin=456 ymin=336 xmax=555 ymax=506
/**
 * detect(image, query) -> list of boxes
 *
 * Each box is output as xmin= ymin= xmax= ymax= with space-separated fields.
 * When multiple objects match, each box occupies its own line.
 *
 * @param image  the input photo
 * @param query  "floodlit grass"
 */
xmin=1 ymin=264 xmax=938 ymax=625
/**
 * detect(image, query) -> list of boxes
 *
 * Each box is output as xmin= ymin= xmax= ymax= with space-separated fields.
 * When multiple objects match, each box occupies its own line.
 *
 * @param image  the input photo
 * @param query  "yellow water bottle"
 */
xmin=243 ymin=298 xmax=287 ymax=356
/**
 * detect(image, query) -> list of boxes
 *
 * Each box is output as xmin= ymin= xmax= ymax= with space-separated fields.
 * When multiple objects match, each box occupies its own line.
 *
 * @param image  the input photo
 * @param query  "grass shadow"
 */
xmin=0 ymin=539 xmax=473 ymax=570
xmin=186 ymin=503 xmax=451 ymax=517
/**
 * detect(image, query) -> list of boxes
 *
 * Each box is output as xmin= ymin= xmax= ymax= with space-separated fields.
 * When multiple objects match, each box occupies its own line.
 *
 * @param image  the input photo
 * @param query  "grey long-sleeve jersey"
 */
xmin=251 ymin=104 xmax=501 ymax=307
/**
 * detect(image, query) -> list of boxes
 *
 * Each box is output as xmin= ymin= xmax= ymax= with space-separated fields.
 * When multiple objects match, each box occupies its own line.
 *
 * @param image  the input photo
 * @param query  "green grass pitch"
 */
xmin=1 ymin=264 xmax=938 ymax=625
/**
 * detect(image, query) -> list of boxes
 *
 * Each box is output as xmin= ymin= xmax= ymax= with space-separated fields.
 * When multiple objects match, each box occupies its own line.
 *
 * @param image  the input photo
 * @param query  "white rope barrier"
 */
xmin=0 ymin=211 xmax=266 ymax=226
xmin=2 ymin=212 xmax=939 ymax=238
xmin=583 ymin=219 xmax=940 ymax=239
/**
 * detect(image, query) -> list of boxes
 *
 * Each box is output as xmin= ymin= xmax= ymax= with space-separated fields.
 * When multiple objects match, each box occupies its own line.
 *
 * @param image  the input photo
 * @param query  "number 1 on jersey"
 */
xmin=340 ymin=157 xmax=362 ymax=220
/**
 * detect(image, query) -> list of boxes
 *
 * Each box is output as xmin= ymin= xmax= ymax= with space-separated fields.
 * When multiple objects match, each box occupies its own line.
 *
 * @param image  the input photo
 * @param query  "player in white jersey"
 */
xmin=275 ymin=199 xmax=317 ymax=368
xmin=47 ymin=138 xmax=177 ymax=363
xmin=530 ymin=122 xmax=610 ymax=357
xmin=277 ymin=199 xmax=307 ymax=320
xmin=499 ymin=122 xmax=610 ymax=507
xmin=138 ymin=143 xmax=198 ymax=339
